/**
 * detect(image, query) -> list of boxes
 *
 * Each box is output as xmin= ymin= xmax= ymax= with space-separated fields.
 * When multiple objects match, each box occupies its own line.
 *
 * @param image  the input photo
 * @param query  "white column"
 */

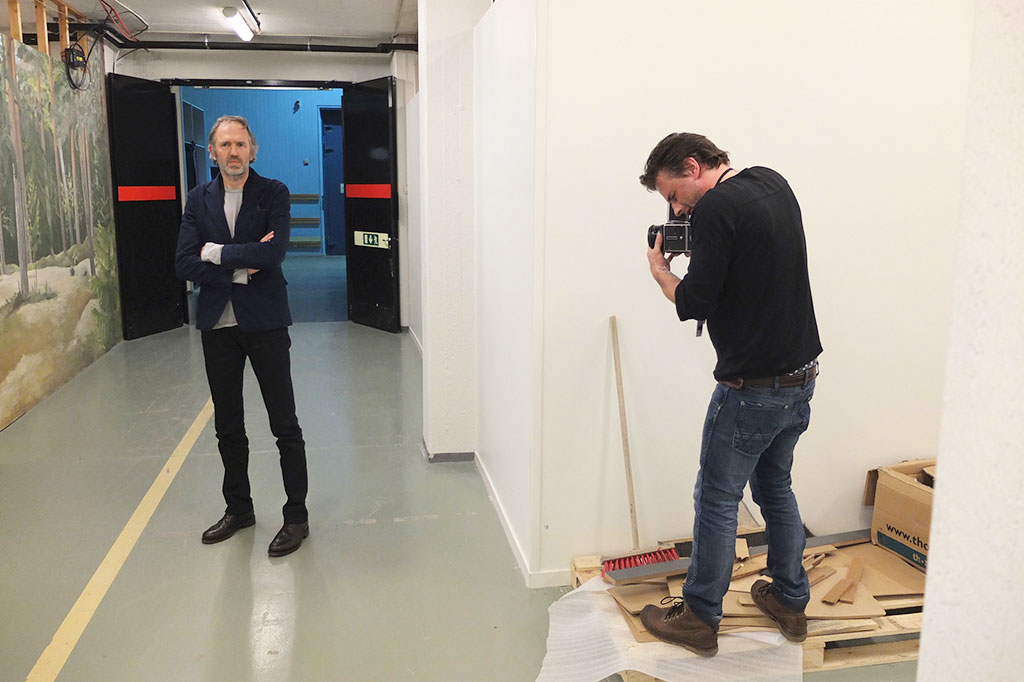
xmin=917 ymin=0 xmax=1024 ymax=677
xmin=390 ymin=39 xmax=417 ymax=330
xmin=418 ymin=0 xmax=492 ymax=457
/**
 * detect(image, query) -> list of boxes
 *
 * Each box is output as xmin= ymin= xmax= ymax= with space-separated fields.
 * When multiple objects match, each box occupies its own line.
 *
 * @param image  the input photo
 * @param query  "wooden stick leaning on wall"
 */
xmin=610 ymin=315 xmax=640 ymax=552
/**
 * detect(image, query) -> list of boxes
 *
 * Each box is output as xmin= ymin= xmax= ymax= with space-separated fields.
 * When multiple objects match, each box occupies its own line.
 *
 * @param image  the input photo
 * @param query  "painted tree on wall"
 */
xmin=2 ymin=36 xmax=31 ymax=298
xmin=0 ymin=33 xmax=121 ymax=430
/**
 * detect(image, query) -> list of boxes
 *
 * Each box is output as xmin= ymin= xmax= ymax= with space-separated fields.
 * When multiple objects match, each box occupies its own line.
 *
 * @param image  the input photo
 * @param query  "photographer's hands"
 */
xmin=648 ymin=231 xmax=683 ymax=303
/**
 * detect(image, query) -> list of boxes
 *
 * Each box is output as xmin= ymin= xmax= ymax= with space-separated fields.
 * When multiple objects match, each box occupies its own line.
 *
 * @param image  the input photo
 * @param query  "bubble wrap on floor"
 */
xmin=536 ymin=578 xmax=802 ymax=682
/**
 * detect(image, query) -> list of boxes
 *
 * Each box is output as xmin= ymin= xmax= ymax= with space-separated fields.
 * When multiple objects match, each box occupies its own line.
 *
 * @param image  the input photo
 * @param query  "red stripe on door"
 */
xmin=347 ymin=184 xmax=392 ymax=199
xmin=117 ymin=185 xmax=178 ymax=202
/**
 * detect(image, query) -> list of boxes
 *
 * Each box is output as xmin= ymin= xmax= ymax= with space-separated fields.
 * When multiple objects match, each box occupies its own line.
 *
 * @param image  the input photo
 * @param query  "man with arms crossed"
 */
xmin=638 ymin=133 xmax=821 ymax=655
xmin=175 ymin=115 xmax=309 ymax=557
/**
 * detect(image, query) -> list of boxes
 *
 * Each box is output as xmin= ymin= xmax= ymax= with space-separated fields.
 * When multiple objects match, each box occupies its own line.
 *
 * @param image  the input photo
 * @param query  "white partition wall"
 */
xmin=419 ymin=0 xmax=493 ymax=457
xmin=473 ymin=0 xmax=973 ymax=586
xmin=918 ymin=0 xmax=1024 ymax=677
xmin=474 ymin=0 xmax=540 ymax=582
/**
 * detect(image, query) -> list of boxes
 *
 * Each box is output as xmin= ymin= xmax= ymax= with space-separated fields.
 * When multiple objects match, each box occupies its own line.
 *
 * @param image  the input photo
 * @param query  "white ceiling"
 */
xmin=4 ymin=0 xmax=418 ymax=42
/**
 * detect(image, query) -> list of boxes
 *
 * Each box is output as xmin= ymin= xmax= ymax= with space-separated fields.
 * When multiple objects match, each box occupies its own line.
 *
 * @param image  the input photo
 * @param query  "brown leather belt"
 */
xmin=720 ymin=364 xmax=819 ymax=390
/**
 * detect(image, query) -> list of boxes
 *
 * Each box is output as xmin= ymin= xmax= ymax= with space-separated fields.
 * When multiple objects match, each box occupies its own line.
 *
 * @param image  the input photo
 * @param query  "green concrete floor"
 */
xmin=0 ymin=322 xmax=568 ymax=681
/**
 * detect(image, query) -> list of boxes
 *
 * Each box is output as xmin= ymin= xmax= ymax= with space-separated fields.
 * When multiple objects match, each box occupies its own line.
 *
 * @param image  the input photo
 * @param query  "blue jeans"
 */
xmin=683 ymin=380 xmax=815 ymax=626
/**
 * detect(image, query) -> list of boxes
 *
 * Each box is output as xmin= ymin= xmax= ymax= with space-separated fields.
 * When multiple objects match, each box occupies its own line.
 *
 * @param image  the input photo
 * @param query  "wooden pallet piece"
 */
xmin=802 ymin=611 xmax=922 ymax=671
xmin=570 ymin=555 xmax=603 ymax=588
xmin=619 ymin=612 xmax=920 ymax=680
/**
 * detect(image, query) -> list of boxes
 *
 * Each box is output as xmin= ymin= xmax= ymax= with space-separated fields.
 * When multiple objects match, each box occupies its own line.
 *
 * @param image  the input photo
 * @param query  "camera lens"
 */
xmin=648 ymin=224 xmax=661 ymax=250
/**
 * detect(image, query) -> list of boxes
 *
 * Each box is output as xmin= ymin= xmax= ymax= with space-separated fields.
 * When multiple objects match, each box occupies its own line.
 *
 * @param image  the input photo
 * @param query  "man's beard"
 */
xmin=219 ymin=158 xmax=248 ymax=178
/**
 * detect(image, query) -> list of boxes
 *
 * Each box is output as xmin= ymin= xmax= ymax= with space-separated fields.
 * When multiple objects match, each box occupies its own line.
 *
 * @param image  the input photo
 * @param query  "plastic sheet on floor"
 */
xmin=536 ymin=577 xmax=802 ymax=682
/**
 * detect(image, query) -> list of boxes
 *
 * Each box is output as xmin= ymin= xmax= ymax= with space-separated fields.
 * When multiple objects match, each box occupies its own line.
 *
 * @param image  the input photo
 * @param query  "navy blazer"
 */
xmin=175 ymin=170 xmax=293 ymax=332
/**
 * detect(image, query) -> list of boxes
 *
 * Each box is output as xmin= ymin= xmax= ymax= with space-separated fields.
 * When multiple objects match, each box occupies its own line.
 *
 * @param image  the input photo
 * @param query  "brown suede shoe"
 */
xmin=639 ymin=597 xmax=718 ymax=656
xmin=750 ymin=579 xmax=807 ymax=642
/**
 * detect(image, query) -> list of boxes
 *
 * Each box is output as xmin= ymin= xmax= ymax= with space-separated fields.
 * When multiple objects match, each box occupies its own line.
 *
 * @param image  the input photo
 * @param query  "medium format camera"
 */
xmin=647 ymin=218 xmax=692 ymax=254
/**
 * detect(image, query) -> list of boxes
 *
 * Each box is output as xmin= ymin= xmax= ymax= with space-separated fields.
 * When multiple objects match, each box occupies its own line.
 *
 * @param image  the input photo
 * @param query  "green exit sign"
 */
xmin=354 ymin=231 xmax=390 ymax=249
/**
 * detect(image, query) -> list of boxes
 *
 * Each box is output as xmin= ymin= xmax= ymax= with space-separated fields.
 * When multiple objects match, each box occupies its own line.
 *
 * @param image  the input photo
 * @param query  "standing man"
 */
xmin=637 ymin=133 xmax=822 ymax=655
xmin=175 ymin=115 xmax=309 ymax=557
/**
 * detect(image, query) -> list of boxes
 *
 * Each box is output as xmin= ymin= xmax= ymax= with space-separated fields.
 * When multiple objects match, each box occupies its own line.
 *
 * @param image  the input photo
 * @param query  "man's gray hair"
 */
xmin=208 ymin=115 xmax=259 ymax=158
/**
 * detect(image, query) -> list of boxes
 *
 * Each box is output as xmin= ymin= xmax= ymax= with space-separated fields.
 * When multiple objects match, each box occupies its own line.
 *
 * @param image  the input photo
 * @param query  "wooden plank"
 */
xmin=616 ymin=603 xmax=657 ymax=644
xmin=610 ymin=315 xmax=640 ymax=552
xmin=608 ymin=582 xmax=668 ymax=615
xmin=34 ymin=0 xmax=49 ymax=55
xmin=621 ymin=672 xmax=659 ymax=682
xmin=876 ymin=594 xmax=925 ymax=610
xmin=807 ymin=612 xmax=922 ymax=645
xmin=802 ymin=612 xmax=921 ymax=671
xmin=9 ymin=0 xmax=24 ymax=42
xmin=735 ymin=537 xmax=749 ymax=560
xmin=808 ymin=565 xmax=837 ymax=587
xmin=58 ymin=3 xmax=69 ymax=52
xmin=822 ymin=578 xmax=854 ymax=605
xmin=806 ymin=618 xmax=880 ymax=638
xmin=807 ymin=569 xmax=886 ymax=619
xmin=666 ymin=574 xmax=684 ymax=598
xmin=834 ymin=542 xmax=926 ymax=594
xmin=838 ymin=557 xmax=865 ymax=604
xmin=570 ymin=555 xmax=602 ymax=588
xmin=812 ymin=637 xmax=920 ymax=671
xmin=722 ymin=591 xmax=764 ymax=617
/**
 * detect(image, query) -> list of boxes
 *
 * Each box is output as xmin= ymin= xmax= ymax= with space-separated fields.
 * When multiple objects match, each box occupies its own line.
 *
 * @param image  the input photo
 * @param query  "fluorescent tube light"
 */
xmin=222 ymin=7 xmax=254 ymax=41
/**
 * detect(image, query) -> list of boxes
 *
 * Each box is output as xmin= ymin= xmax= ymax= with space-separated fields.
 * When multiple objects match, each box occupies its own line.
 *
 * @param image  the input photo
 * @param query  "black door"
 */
xmin=321 ymin=108 xmax=345 ymax=256
xmin=343 ymin=77 xmax=400 ymax=332
xmin=106 ymin=74 xmax=185 ymax=339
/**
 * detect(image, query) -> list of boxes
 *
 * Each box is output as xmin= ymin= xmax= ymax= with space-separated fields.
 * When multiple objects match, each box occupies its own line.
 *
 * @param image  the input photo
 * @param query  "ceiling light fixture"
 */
xmin=222 ymin=6 xmax=257 ymax=41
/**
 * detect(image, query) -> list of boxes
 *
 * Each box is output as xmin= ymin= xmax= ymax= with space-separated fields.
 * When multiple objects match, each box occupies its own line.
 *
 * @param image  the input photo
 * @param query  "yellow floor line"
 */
xmin=25 ymin=398 xmax=214 ymax=682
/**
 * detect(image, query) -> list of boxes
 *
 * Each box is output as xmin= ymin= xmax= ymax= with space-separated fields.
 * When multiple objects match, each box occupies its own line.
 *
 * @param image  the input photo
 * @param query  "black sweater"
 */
xmin=674 ymin=166 xmax=822 ymax=380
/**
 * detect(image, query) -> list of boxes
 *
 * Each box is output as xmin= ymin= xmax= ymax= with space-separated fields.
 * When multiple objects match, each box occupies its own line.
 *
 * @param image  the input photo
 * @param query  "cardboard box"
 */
xmin=863 ymin=458 xmax=936 ymax=572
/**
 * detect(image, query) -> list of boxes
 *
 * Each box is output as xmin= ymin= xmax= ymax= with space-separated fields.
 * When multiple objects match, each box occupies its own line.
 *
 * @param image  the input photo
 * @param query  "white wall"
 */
xmin=472 ymin=0 xmax=974 ymax=584
xmin=407 ymin=93 xmax=423 ymax=350
xmin=418 ymin=0 xmax=492 ymax=456
xmin=474 ymin=0 xmax=539 ymax=583
xmin=918 ymin=0 xmax=1024 ymax=677
xmin=535 ymin=0 xmax=972 ymax=579
xmin=391 ymin=43 xmax=418 ymax=330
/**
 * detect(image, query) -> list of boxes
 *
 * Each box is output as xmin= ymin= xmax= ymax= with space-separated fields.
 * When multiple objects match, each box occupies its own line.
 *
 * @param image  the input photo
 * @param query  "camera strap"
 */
xmin=715 ymin=167 xmax=735 ymax=187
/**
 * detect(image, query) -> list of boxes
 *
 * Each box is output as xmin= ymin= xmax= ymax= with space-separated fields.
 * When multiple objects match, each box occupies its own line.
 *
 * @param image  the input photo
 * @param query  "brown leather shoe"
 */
xmin=639 ymin=597 xmax=718 ymax=656
xmin=268 ymin=522 xmax=309 ymax=557
xmin=201 ymin=511 xmax=255 ymax=544
xmin=751 ymin=579 xmax=807 ymax=642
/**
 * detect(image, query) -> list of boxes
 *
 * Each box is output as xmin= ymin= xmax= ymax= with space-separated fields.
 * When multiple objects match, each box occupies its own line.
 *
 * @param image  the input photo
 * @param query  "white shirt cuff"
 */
xmin=232 ymin=269 xmax=249 ymax=284
xmin=201 ymin=242 xmax=224 ymax=265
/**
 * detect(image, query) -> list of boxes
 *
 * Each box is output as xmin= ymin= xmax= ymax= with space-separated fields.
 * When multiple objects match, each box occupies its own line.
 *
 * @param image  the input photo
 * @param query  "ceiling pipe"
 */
xmin=66 ymin=22 xmax=417 ymax=53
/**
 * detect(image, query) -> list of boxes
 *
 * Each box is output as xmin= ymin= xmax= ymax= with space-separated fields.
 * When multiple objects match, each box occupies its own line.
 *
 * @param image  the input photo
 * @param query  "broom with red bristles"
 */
xmin=602 ymin=316 xmax=681 ymax=577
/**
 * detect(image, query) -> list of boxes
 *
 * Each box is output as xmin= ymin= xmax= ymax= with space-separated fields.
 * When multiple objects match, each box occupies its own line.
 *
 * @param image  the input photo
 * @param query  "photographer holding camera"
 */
xmin=638 ymin=133 xmax=822 ymax=656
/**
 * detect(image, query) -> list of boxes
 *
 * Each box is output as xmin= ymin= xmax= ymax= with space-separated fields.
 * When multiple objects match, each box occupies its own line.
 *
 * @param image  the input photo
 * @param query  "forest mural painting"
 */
xmin=0 ymin=34 xmax=121 ymax=431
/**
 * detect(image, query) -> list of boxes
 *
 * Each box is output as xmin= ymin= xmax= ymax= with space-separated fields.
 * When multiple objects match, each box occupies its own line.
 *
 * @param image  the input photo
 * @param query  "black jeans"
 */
xmin=201 ymin=326 xmax=308 ymax=524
